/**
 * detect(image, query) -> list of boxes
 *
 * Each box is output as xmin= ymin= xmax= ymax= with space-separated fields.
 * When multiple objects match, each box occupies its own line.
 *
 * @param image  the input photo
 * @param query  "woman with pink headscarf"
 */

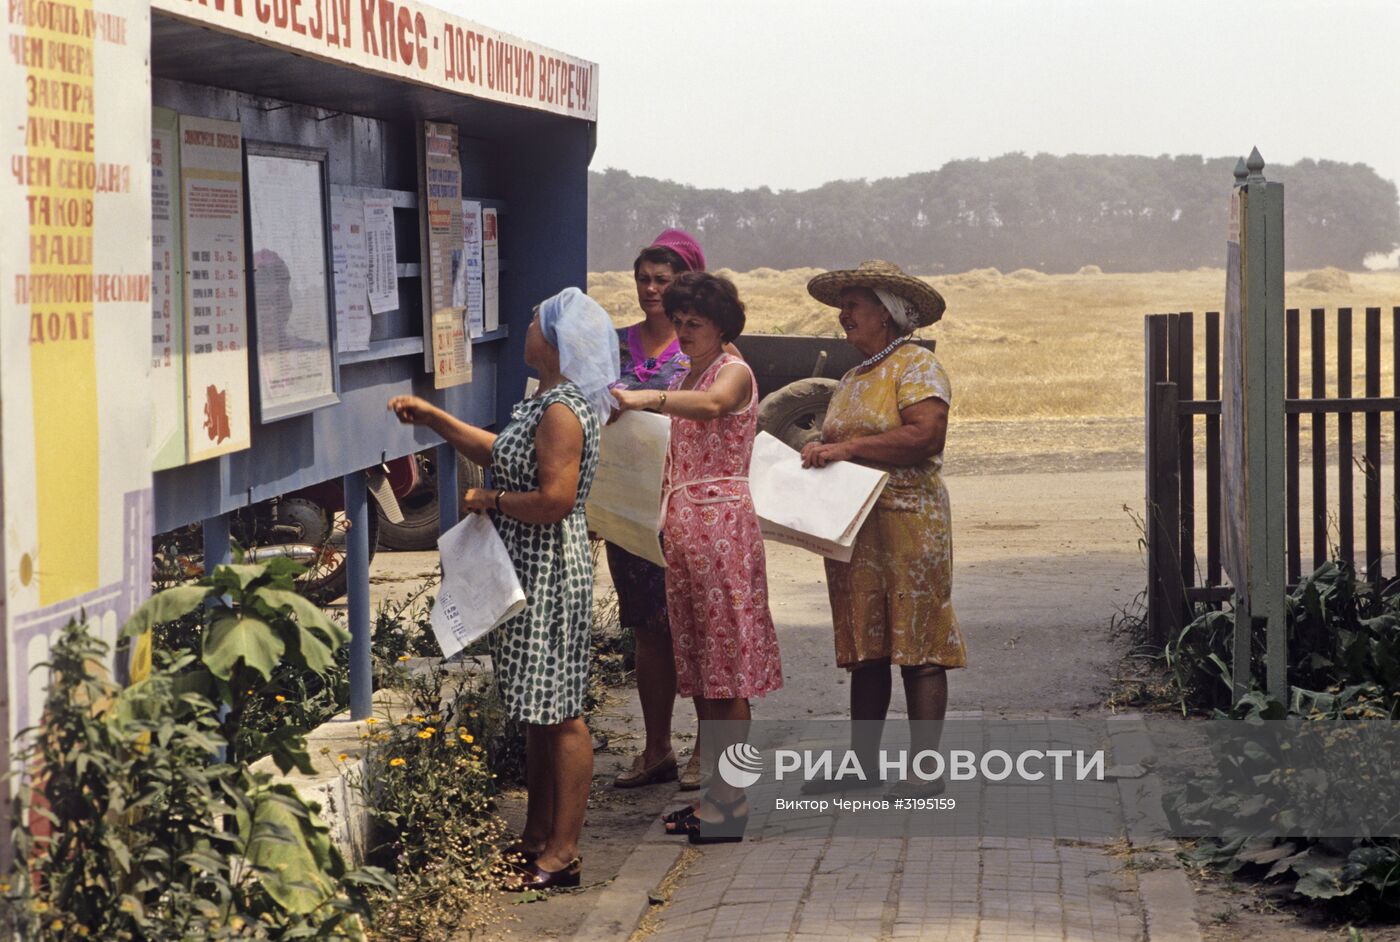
xmin=608 ymin=228 xmax=711 ymax=792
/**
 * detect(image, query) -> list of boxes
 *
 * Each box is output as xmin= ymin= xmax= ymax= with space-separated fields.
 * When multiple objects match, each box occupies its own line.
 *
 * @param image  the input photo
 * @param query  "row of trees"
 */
xmin=588 ymin=153 xmax=1400 ymax=273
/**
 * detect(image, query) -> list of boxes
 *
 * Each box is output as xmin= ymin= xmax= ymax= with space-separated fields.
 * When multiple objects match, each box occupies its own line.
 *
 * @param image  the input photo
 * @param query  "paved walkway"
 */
xmin=569 ymin=469 xmax=1202 ymax=941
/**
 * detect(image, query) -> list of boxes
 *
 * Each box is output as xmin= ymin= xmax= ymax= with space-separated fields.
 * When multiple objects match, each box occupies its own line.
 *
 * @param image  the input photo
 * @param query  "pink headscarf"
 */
xmin=649 ymin=228 xmax=706 ymax=273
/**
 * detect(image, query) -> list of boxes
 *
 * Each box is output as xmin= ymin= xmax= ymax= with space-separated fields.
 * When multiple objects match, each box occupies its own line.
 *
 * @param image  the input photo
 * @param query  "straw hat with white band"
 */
xmin=806 ymin=259 xmax=947 ymax=329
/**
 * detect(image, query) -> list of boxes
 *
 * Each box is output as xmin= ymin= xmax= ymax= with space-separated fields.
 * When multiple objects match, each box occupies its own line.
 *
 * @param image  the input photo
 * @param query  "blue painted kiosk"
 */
xmin=147 ymin=1 xmax=598 ymax=717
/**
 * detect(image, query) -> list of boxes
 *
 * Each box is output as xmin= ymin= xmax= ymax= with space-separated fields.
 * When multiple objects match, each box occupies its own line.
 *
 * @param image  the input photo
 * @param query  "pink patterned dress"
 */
xmin=662 ymin=354 xmax=783 ymax=700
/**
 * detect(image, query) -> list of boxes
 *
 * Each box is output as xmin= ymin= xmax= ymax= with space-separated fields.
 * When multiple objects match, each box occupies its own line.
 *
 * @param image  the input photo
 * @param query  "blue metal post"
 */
xmin=344 ymin=471 xmax=372 ymax=719
xmin=203 ymin=513 xmax=231 ymax=569
xmin=203 ymin=513 xmax=233 ymax=757
xmin=437 ymin=442 xmax=459 ymax=536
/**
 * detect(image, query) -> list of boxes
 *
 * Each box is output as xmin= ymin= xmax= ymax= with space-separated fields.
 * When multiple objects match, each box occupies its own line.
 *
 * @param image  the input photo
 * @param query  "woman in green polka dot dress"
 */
xmin=389 ymin=287 xmax=618 ymax=890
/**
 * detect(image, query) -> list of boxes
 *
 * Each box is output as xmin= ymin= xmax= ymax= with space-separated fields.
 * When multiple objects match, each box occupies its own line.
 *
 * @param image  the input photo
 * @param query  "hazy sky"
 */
xmin=443 ymin=0 xmax=1400 ymax=195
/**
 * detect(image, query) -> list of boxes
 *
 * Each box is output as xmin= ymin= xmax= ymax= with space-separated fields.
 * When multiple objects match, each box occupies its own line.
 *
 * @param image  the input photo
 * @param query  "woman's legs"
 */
xmin=526 ymin=716 xmax=594 ymax=872
xmin=521 ymin=725 xmax=552 ymax=852
xmin=850 ymin=658 xmax=893 ymax=775
xmin=692 ymin=696 xmax=751 ymax=820
xmin=633 ymin=628 xmax=677 ymax=764
xmin=900 ymin=664 xmax=948 ymax=757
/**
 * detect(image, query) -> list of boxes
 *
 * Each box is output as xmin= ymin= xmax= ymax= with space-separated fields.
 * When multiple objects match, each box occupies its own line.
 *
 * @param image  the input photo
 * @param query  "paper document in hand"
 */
xmin=585 ymin=410 xmax=670 ymax=568
xmin=431 ymin=513 xmax=527 ymax=660
xmin=749 ymin=431 xmax=888 ymax=562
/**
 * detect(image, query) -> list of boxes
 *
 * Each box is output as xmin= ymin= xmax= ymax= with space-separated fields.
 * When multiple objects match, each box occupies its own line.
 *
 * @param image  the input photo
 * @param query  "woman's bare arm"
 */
xmin=611 ymin=362 xmax=751 ymax=420
xmin=464 ymin=402 xmax=583 ymax=524
xmin=388 ymin=395 xmax=496 ymax=467
xmin=801 ymin=398 xmax=948 ymax=468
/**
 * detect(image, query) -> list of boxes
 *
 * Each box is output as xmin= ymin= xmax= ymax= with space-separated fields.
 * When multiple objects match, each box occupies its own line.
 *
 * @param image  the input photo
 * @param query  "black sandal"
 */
xmin=686 ymin=793 xmax=749 ymax=845
xmin=661 ymin=802 xmax=701 ymax=835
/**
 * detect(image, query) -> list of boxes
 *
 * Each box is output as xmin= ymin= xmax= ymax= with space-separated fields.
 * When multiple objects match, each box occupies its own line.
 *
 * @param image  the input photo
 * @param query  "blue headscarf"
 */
xmin=538 ymin=287 xmax=621 ymax=420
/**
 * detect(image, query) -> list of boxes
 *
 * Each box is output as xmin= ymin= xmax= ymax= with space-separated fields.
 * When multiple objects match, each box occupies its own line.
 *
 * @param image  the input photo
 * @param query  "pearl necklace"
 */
xmin=856 ymin=336 xmax=909 ymax=371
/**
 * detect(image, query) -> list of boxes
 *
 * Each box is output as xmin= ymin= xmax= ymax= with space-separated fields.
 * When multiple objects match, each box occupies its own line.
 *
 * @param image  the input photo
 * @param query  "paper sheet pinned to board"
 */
xmin=430 ymin=512 xmax=527 ymax=659
xmin=749 ymin=432 xmax=888 ymax=561
xmin=586 ymin=410 xmax=670 ymax=567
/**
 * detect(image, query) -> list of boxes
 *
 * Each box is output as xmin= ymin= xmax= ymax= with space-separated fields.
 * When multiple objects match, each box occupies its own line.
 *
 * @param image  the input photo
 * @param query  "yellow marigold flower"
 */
xmin=75 ymin=927 xmax=90 ymax=937
xmin=338 ymin=753 xmax=349 ymax=762
xmin=364 ymin=717 xmax=378 ymax=725
xmin=274 ymin=695 xmax=286 ymax=703
xmin=423 ymin=726 xmax=437 ymax=734
xmin=417 ymin=730 xmax=432 ymax=740
xmin=50 ymin=920 xmax=63 ymax=932
xmin=32 ymin=901 xmax=49 ymax=913
xmin=0 ymin=881 xmax=10 ymax=892
xmin=397 ymin=655 xmax=410 ymax=662
xmin=389 ymin=757 xmax=406 ymax=767
xmin=446 ymin=739 xmax=457 ymax=747
xmin=429 ymin=713 xmax=442 ymax=722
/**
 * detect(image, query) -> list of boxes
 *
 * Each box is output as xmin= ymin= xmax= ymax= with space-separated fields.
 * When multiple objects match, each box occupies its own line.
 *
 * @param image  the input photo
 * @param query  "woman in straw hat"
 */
xmin=800 ymin=260 xmax=967 ymax=800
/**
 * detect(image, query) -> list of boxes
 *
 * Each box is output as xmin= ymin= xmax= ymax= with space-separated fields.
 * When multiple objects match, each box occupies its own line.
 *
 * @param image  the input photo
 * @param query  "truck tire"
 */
xmin=757 ymin=377 xmax=840 ymax=451
xmin=377 ymin=451 xmax=485 ymax=551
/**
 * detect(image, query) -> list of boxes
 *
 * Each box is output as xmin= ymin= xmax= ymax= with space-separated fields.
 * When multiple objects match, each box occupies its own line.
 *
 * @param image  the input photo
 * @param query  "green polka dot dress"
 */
xmin=488 ymin=381 xmax=601 ymax=725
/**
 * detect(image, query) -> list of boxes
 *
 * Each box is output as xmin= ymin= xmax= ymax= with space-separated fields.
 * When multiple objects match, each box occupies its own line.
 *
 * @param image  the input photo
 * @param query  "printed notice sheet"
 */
xmin=586 ymin=410 xmax=670 ymax=567
xmin=247 ymin=152 xmax=338 ymax=421
xmin=463 ymin=199 xmax=484 ymax=337
xmin=483 ymin=207 xmax=500 ymax=333
xmin=363 ymin=196 xmax=398 ymax=315
xmin=180 ymin=114 xmax=252 ymax=461
xmin=150 ymin=108 xmax=187 ymax=470
xmin=749 ymin=432 xmax=888 ymax=561
xmin=424 ymin=121 xmax=470 ymax=387
xmin=329 ymin=190 xmax=371 ymax=352
xmin=430 ymin=513 xmax=526 ymax=659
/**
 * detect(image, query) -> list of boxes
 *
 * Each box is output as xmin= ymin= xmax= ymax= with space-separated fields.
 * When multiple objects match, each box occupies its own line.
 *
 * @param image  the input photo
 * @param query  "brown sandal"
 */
xmin=613 ymin=750 xmax=678 ymax=788
xmin=677 ymin=752 xmax=708 ymax=791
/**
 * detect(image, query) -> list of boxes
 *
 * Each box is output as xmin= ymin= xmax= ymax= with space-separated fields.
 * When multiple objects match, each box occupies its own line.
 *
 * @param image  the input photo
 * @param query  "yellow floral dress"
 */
xmin=820 ymin=343 xmax=966 ymax=670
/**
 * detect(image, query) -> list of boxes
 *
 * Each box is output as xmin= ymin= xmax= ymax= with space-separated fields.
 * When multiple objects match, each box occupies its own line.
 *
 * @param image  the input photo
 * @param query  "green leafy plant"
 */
xmin=3 ymin=605 xmax=393 ymax=939
xmin=354 ymin=661 xmax=509 ymax=941
xmin=1167 ymin=560 xmax=1400 ymax=916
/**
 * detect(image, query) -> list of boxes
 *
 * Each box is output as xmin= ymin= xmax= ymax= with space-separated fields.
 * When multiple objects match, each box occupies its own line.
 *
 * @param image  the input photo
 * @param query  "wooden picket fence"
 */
xmin=1144 ymin=305 xmax=1400 ymax=645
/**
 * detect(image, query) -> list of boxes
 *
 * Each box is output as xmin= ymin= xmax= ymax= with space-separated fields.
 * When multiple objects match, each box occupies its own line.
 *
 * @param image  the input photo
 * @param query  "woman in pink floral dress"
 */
xmin=612 ymin=271 xmax=782 ymax=844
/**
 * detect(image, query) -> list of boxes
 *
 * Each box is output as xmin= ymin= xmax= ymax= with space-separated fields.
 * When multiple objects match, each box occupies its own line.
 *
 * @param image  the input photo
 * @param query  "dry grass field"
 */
xmin=590 ymin=267 xmax=1400 ymax=473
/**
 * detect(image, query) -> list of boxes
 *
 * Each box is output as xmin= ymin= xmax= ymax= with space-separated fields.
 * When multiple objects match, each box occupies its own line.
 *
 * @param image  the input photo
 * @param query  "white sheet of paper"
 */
xmin=329 ymin=193 xmax=371 ymax=353
xmin=483 ymin=207 xmax=500 ymax=333
xmin=749 ymin=431 xmax=889 ymax=561
xmin=363 ymin=197 xmax=399 ymax=315
xmin=586 ymin=410 xmax=670 ymax=568
xmin=430 ymin=513 xmax=527 ymax=659
xmin=462 ymin=200 xmax=484 ymax=337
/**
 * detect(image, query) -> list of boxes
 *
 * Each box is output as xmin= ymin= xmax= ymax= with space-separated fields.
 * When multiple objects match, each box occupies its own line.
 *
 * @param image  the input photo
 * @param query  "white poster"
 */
xmin=430 ymin=514 xmax=527 ymax=659
xmin=150 ymin=110 xmax=186 ymax=469
xmin=180 ymin=114 xmax=252 ymax=461
xmin=749 ymin=432 xmax=889 ymax=562
xmin=330 ymin=191 xmax=371 ymax=353
xmin=1 ymin=0 xmax=154 ymax=742
xmin=483 ymin=207 xmax=500 ymax=333
xmin=247 ymin=153 xmax=338 ymax=421
xmin=463 ymin=199 xmax=485 ymax=337
xmin=586 ymin=411 xmax=670 ymax=567
xmin=363 ymin=196 xmax=399 ymax=315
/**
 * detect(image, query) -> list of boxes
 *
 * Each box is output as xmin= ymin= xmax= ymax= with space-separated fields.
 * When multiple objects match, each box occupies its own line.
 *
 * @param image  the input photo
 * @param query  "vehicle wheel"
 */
xmin=376 ymin=451 xmax=484 ymax=551
xmin=288 ymin=497 xmax=380 ymax=606
xmin=757 ymin=378 xmax=840 ymax=451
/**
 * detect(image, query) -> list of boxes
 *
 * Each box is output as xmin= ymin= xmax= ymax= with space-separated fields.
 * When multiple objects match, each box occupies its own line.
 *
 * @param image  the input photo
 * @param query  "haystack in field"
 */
xmin=1008 ymin=268 xmax=1048 ymax=283
xmin=1293 ymin=267 xmax=1353 ymax=292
